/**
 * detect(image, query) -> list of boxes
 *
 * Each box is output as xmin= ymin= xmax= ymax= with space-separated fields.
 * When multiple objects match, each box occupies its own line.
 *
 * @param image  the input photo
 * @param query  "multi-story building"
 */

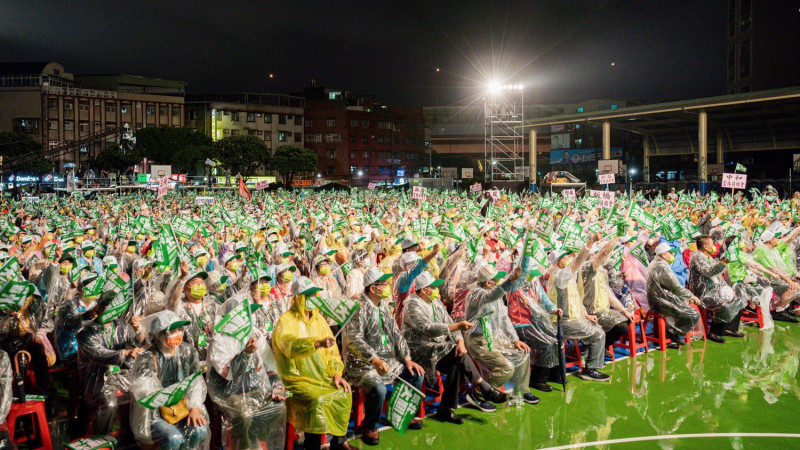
xmin=301 ymin=84 xmax=426 ymax=186
xmin=184 ymin=93 xmax=305 ymax=156
xmin=727 ymin=0 xmax=800 ymax=94
xmin=0 ymin=62 xmax=186 ymax=172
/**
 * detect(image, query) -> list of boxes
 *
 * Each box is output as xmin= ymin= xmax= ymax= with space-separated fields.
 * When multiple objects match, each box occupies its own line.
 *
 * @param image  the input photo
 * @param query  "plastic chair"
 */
xmin=684 ymin=304 xmax=707 ymax=343
xmin=564 ymin=339 xmax=583 ymax=370
xmin=608 ymin=310 xmax=648 ymax=361
xmin=7 ymin=400 xmax=52 ymax=450
xmin=741 ymin=307 xmax=765 ymax=328
xmin=643 ymin=310 xmax=672 ymax=351
xmin=285 ymin=421 xmax=326 ymax=450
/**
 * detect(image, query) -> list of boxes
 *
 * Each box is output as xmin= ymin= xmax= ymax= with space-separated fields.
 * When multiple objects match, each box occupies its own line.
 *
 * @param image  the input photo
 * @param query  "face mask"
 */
xmin=281 ymin=271 xmax=294 ymax=283
xmin=165 ymin=330 xmax=183 ymax=348
xmin=258 ymin=283 xmax=271 ymax=297
xmin=84 ymin=250 xmax=95 ymax=258
xmin=428 ymin=287 xmax=440 ymax=300
xmin=127 ymin=246 xmax=136 ymax=253
xmin=281 ymin=257 xmax=290 ymax=264
xmin=75 ymin=237 xmax=84 ymax=244
xmin=299 ymin=239 xmax=306 ymax=247
xmin=189 ymin=284 xmax=207 ymax=299
xmin=665 ymin=255 xmax=675 ymax=264
xmin=83 ymin=294 xmax=99 ymax=302
xmin=319 ymin=265 xmax=331 ymax=276
xmin=375 ymin=284 xmax=391 ymax=299
xmin=197 ymin=256 xmax=208 ymax=267
xmin=228 ymin=262 xmax=240 ymax=272
xmin=87 ymin=229 xmax=95 ymax=236
xmin=305 ymin=296 xmax=318 ymax=310
xmin=60 ymin=264 xmax=71 ymax=275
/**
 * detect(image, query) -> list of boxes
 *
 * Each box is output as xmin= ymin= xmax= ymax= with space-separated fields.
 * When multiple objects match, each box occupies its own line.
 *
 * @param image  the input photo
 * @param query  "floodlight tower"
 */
xmin=484 ymin=82 xmax=525 ymax=182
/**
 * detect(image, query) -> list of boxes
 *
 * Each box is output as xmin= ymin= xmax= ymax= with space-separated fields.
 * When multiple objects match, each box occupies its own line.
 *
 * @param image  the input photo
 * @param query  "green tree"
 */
xmin=92 ymin=144 xmax=140 ymax=175
xmin=134 ymin=127 xmax=213 ymax=173
xmin=213 ymin=135 xmax=270 ymax=181
xmin=271 ymin=145 xmax=317 ymax=187
xmin=0 ymin=132 xmax=54 ymax=188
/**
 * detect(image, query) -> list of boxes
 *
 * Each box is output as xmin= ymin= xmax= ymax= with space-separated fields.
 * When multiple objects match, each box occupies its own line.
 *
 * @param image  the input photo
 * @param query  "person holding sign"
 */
xmin=272 ymin=277 xmax=353 ymax=450
xmin=343 ymin=267 xmax=425 ymax=446
xmin=131 ymin=310 xmax=209 ymax=449
xmin=207 ymin=293 xmax=288 ymax=450
xmin=76 ymin=291 xmax=146 ymax=435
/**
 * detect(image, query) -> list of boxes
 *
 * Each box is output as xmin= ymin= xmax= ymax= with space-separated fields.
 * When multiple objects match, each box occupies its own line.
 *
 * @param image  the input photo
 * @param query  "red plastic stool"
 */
xmin=609 ymin=310 xmax=649 ymax=361
xmin=684 ymin=304 xmax=707 ymax=343
xmin=644 ymin=310 xmax=672 ymax=351
xmin=741 ymin=307 xmax=765 ymax=328
xmin=285 ymin=422 xmax=325 ymax=450
xmin=564 ymin=339 xmax=583 ymax=370
xmin=7 ymin=400 xmax=52 ymax=450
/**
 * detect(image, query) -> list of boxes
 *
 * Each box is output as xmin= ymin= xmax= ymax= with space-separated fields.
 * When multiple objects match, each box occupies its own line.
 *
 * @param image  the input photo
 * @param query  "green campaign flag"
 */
xmin=556 ymin=216 xmax=579 ymax=236
xmin=65 ymin=435 xmax=118 ymax=450
xmin=627 ymin=202 xmax=657 ymax=230
xmin=630 ymin=243 xmax=650 ymax=267
xmin=725 ymin=237 xmax=742 ymax=263
xmin=562 ymin=226 xmax=587 ymax=253
xmin=523 ymin=235 xmax=549 ymax=268
xmin=498 ymin=228 xmax=520 ymax=248
xmin=679 ymin=217 xmax=700 ymax=239
xmin=137 ymin=370 xmax=204 ymax=410
xmin=437 ymin=219 xmax=460 ymax=240
xmin=386 ymin=377 xmax=425 ymax=435
xmin=659 ymin=214 xmax=683 ymax=241
xmin=0 ymin=257 xmax=21 ymax=284
xmin=155 ymin=225 xmax=180 ymax=271
xmin=476 ymin=310 xmax=494 ymax=351
xmin=215 ymin=297 xmax=253 ymax=343
xmin=307 ymin=296 xmax=360 ymax=328
xmin=608 ymin=245 xmax=625 ymax=271
xmin=585 ymin=221 xmax=603 ymax=235
xmin=604 ymin=203 xmax=626 ymax=226
xmin=0 ymin=280 xmax=35 ymax=311
xmin=99 ymin=278 xmax=133 ymax=324
xmin=534 ymin=213 xmax=553 ymax=240
xmin=735 ymin=163 xmax=747 ymax=173
xmin=171 ymin=216 xmax=200 ymax=240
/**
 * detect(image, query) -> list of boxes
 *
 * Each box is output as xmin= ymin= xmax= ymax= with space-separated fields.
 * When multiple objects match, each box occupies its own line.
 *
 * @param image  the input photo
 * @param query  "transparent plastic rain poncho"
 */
xmin=174 ymin=294 xmax=218 ymax=361
xmin=130 ymin=342 xmax=209 ymax=447
xmin=76 ymin=318 xmax=138 ymax=410
xmin=621 ymin=253 xmax=651 ymax=312
xmin=37 ymin=263 xmax=73 ymax=332
xmin=645 ymin=256 xmax=701 ymax=336
xmin=207 ymin=295 xmax=286 ymax=450
xmin=264 ymin=283 xmax=292 ymax=346
xmin=271 ymin=293 xmax=352 ymax=436
xmin=688 ymin=252 xmax=746 ymax=323
xmin=342 ymin=293 xmax=410 ymax=389
xmin=344 ymin=249 xmax=369 ymax=299
xmin=55 ymin=295 xmax=93 ymax=362
xmin=505 ymin=278 xmax=559 ymax=368
xmin=447 ymin=257 xmax=485 ymax=321
xmin=133 ymin=271 xmax=171 ymax=317
xmin=401 ymin=293 xmax=461 ymax=384
xmin=0 ymin=350 xmax=12 ymax=425
xmin=463 ymin=280 xmax=530 ymax=389
xmin=546 ymin=265 xmax=606 ymax=365
xmin=580 ymin=264 xmax=628 ymax=332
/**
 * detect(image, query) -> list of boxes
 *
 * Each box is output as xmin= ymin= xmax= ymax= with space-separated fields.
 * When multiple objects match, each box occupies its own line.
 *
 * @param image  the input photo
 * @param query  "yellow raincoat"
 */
xmin=272 ymin=295 xmax=352 ymax=435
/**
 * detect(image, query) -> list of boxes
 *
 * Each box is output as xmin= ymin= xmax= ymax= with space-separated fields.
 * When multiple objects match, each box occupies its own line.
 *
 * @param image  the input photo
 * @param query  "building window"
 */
xmin=351 ymin=151 xmax=357 ymax=159
xmin=740 ymin=38 xmax=751 ymax=78
xmin=287 ymin=115 xmax=293 ymax=123
xmin=146 ymin=105 xmax=154 ymax=115
xmin=231 ymin=112 xmax=239 ymax=122
xmin=231 ymin=129 xmax=240 ymax=136
xmin=79 ymin=122 xmax=89 ymax=133
xmin=247 ymin=113 xmax=255 ymax=122
xmin=172 ymin=106 xmax=181 ymax=117
xmin=362 ymin=119 xmax=369 ymax=128
xmin=63 ymin=102 xmax=73 ymax=110
xmin=189 ymin=110 xmax=198 ymax=120
xmin=350 ymin=166 xmax=357 ymax=174
xmin=378 ymin=152 xmax=384 ymax=159
xmin=105 ymin=103 xmax=116 ymax=113
xmin=294 ymin=116 xmax=303 ymax=126
xmin=295 ymin=132 xmax=302 ymax=142
xmin=728 ymin=44 xmax=736 ymax=82
xmin=363 ymin=150 xmax=369 ymax=159
xmin=79 ymin=102 xmax=89 ymax=112
xmin=327 ymin=165 xmax=335 ymax=174
xmin=350 ymin=134 xmax=357 ymax=143
xmin=350 ymin=118 xmax=358 ymax=127
xmin=325 ymin=133 xmax=341 ymax=143
xmin=739 ymin=0 xmax=751 ymax=32
xmin=120 ymin=104 xmax=129 ymax=114
xmin=223 ymin=129 xmax=230 ymax=135
xmin=48 ymin=120 xmax=58 ymax=130
xmin=378 ymin=136 xmax=384 ymax=144
xmin=264 ymin=114 xmax=272 ymax=124
xmin=256 ymin=130 xmax=262 ymax=135
xmin=305 ymin=119 xmax=312 ymax=128
xmin=279 ymin=131 xmax=287 ymax=142
xmin=326 ymin=149 xmax=336 ymax=159
xmin=159 ymin=105 xmax=168 ymax=116
xmin=362 ymin=135 xmax=368 ymax=143
xmin=48 ymin=98 xmax=58 ymax=109
xmin=64 ymin=120 xmax=74 ymax=131
xmin=248 ymin=129 xmax=257 ymax=136
xmin=326 ymin=117 xmax=336 ymax=127
xmin=279 ymin=114 xmax=286 ymax=125
xmin=265 ymin=131 xmax=271 ymax=141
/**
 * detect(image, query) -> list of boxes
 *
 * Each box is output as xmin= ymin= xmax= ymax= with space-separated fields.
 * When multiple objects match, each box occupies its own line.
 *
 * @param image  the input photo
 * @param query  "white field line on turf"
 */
xmin=540 ymin=433 xmax=800 ymax=450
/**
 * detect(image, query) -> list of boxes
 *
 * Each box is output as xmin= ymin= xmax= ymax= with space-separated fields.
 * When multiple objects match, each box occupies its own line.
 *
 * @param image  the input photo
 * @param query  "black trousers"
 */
xmin=434 ymin=346 xmax=481 ymax=413
xmin=710 ymin=309 xmax=743 ymax=335
xmin=604 ymin=322 xmax=630 ymax=349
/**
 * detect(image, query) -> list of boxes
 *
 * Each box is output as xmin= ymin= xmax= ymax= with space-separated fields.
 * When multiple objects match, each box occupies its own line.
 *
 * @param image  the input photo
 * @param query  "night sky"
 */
xmin=1 ymin=0 xmax=728 ymax=107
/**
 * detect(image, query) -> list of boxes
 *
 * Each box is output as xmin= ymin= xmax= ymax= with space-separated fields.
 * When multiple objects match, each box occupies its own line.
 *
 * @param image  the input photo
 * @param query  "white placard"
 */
xmin=488 ymin=190 xmax=500 ymax=201
xmin=470 ymin=183 xmax=482 ymax=192
xmin=255 ymin=180 xmax=270 ymax=190
xmin=598 ymin=173 xmax=615 ymax=185
xmin=368 ymin=183 xmax=376 ymax=190
xmin=721 ymin=173 xmax=747 ymax=189
xmin=562 ymin=189 xmax=576 ymax=202
xmin=412 ymin=186 xmax=426 ymax=199
xmin=24 ymin=197 xmax=40 ymax=203
xmin=590 ymin=189 xmax=616 ymax=208
xmin=195 ymin=196 xmax=215 ymax=205
xmin=462 ymin=168 xmax=473 ymax=179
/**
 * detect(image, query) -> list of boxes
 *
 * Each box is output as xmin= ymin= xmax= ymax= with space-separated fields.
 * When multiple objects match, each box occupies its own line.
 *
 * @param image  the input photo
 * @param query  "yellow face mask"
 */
xmin=84 ymin=250 xmax=95 ymax=258
xmin=428 ymin=287 xmax=440 ymax=300
xmin=60 ymin=264 xmax=71 ymax=275
xmin=258 ymin=283 xmax=271 ymax=297
xmin=127 ymin=245 xmax=136 ymax=253
xmin=281 ymin=271 xmax=294 ymax=283
xmin=377 ymin=284 xmax=391 ymax=299
xmin=319 ymin=265 xmax=331 ymax=276
xmin=196 ymin=256 xmax=208 ymax=267
xmin=189 ymin=284 xmax=207 ymax=299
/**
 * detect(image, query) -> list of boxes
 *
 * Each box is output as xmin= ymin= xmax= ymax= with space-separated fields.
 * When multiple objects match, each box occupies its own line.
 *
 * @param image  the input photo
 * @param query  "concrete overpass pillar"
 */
xmin=602 ymin=121 xmax=611 ymax=160
xmin=643 ymin=137 xmax=650 ymax=183
xmin=529 ymin=129 xmax=538 ymax=192
xmin=698 ymin=110 xmax=708 ymax=194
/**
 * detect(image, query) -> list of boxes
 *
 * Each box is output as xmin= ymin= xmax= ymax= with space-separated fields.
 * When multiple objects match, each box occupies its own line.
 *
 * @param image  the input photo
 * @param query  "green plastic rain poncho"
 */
xmin=271 ymin=293 xmax=352 ymax=436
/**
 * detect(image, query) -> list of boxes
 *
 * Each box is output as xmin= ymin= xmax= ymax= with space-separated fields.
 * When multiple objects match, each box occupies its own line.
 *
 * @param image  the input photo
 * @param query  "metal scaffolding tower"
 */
xmin=484 ymin=85 xmax=525 ymax=181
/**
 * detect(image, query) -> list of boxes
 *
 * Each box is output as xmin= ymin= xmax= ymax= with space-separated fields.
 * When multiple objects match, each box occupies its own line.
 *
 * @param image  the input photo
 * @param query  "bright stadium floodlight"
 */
xmin=488 ymin=80 xmax=501 ymax=94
